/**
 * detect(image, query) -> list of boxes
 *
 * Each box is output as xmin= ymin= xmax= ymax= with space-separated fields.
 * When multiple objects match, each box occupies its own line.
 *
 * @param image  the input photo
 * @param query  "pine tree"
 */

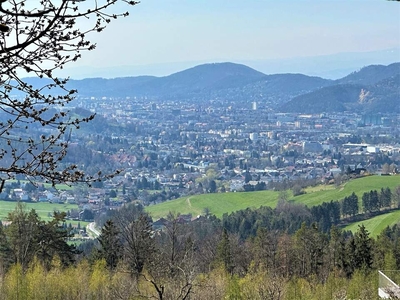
xmin=353 ymin=225 xmax=373 ymax=270
xmin=97 ymin=220 xmax=122 ymax=270
xmin=216 ymin=228 xmax=234 ymax=274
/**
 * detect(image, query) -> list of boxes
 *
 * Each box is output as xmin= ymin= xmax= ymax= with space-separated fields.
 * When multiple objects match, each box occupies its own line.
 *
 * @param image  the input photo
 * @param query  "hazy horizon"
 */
xmin=59 ymin=48 xmax=400 ymax=80
xmin=54 ymin=0 xmax=400 ymax=79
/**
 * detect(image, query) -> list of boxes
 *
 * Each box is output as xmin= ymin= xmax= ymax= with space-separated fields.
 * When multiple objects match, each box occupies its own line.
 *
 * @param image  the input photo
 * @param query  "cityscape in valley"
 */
xmin=3 ymin=62 xmax=399 ymax=211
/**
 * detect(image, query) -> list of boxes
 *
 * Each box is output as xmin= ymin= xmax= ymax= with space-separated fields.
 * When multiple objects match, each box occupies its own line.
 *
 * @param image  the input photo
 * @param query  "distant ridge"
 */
xmin=280 ymin=62 xmax=400 ymax=113
xmin=337 ymin=62 xmax=400 ymax=85
xmin=17 ymin=61 xmax=400 ymax=113
xmin=63 ymin=62 xmax=333 ymax=104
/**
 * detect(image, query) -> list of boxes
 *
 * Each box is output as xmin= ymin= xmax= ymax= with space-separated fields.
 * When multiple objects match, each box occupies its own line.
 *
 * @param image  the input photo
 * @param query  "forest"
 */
xmin=1 ymin=192 xmax=400 ymax=300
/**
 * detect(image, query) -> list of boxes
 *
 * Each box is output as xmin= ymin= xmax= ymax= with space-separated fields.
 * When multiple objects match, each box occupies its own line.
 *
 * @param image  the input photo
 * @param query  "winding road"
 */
xmin=87 ymin=222 xmax=100 ymax=238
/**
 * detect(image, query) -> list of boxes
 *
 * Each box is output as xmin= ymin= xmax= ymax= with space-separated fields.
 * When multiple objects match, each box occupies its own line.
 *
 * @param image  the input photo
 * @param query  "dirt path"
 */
xmin=186 ymin=197 xmax=192 ymax=207
xmin=339 ymin=181 xmax=348 ymax=192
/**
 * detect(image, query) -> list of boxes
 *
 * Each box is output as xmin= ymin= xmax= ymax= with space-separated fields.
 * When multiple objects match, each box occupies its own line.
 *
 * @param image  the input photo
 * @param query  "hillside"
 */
xmin=338 ymin=62 xmax=400 ymax=85
xmin=146 ymin=175 xmax=400 ymax=220
xmin=279 ymin=84 xmax=365 ymax=113
xmin=280 ymin=64 xmax=400 ymax=113
xmin=344 ymin=210 xmax=400 ymax=237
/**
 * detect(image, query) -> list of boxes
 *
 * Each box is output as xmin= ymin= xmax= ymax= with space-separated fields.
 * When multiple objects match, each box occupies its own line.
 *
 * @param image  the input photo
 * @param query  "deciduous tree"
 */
xmin=0 ymin=0 xmax=137 ymax=191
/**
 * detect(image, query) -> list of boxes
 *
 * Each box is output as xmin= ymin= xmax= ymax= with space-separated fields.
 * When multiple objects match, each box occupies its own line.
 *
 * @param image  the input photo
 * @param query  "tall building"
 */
xmin=249 ymin=132 xmax=258 ymax=141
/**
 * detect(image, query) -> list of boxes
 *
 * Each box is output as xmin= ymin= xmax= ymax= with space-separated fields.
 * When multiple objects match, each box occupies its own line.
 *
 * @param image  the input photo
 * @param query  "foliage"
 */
xmin=1 ymin=202 xmax=77 ymax=271
xmin=96 ymin=220 xmax=122 ymax=270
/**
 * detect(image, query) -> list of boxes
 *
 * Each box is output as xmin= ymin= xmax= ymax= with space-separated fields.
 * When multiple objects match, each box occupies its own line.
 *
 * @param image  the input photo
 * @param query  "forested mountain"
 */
xmin=280 ymin=70 xmax=400 ymax=113
xmin=337 ymin=62 xmax=400 ymax=85
xmin=279 ymin=84 xmax=364 ymax=113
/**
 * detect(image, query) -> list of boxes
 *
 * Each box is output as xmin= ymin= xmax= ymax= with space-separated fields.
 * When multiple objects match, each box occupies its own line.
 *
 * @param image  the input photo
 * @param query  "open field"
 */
xmin=6 ymin=180 xmax=74 ymax=191
xmin=293 ymin=175 xmax=400 ymax=207
xmin=146 ymin=175 xmax=400 ymax=219
xmin=0 ymin=201 xmax=88 ymax=227
xmin=147 ymin=190 xmax=279 ymax=219
xmin=344 ymin=210 xmax=400 ymax=237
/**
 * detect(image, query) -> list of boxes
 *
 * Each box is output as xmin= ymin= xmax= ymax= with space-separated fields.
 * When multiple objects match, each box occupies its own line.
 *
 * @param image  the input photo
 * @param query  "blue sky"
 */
xmin=63 ymin=0 xmax=400 ymax=78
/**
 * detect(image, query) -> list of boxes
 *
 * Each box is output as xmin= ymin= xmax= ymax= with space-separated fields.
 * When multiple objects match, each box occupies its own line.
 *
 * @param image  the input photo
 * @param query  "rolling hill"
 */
xmin=146 ymin=175 xmax=400 ymax=219
xmin=337 ymin=62 xmax=400 ymax=85
xmin=344 ymin=210 xmax=400 ymax=237
xmin=146 ymin=175 xmax=400 ymax=236
xmin=57 ymin=62 xmax=334 ymax=104
xmin=280 ymin=63 xmax=400 ymax=113
xmin=70 ymin=61 xmax=400 ymax=112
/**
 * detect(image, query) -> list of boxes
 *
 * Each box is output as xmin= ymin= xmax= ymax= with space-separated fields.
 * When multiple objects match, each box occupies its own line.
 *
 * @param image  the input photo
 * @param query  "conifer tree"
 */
xmin=97 ymin=220 xmax=122 ymax=270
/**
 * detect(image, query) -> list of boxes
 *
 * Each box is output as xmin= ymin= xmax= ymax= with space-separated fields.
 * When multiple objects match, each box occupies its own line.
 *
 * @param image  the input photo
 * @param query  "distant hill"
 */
xmin=63 ymin=62 xmax=332 ymax=103
xmin=338 ymin=62 xmax=400 ymax=85
xmin=280 ymin=63 xmax=400 ymax=113
xmin=280 ymin=84 xmax=364 ymax=113
xmin=14 ymin=61 xmax=400 ymax=113
xmin=66 ymin=62 xmax=267 ymax=99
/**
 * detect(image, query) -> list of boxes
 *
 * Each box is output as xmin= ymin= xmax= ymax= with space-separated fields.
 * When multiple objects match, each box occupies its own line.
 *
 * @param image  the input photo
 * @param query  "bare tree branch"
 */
xmin=0 ymin=0 xmax=138 ymax=191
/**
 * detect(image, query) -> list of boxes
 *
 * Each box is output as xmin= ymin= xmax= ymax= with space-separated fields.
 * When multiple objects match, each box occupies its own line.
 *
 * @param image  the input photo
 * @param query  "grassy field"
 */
xmin=293 ymin=175 xmax=400 ymax=207
xmin=147 ymin=190 xmax=279 ymax=219
xmin=7 ymin=180 xmax=74 ymax=191
xmin=0 ymin=201 xmax=88 ymax=227
xmin=146 ymin=175 xmax=400 ymax=220
xmin=343 ymin=210 xmax=400 ymax=237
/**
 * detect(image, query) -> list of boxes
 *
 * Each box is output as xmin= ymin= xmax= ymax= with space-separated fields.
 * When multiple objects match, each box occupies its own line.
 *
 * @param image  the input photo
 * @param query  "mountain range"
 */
xmin=22 ymin=62 xmax=400 ymax=114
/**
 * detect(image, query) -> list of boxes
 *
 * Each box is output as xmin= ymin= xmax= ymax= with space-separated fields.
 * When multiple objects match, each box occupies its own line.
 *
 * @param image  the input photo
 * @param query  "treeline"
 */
xmin=222 ymin=186 xmax=400 ymax=239
xmin=1 ymin=201 xmax=400 ymax=299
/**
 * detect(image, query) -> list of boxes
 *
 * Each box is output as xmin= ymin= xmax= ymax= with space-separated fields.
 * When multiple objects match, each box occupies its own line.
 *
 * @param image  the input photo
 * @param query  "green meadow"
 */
xmin=292 ymin=175 xmax=400 ymax=207
xmin=0 ymin=201 xmax=88 ymax=227
xmin=6 ymin=180 xmax=74 ymax=191
xmin=146 ymin=175 xmax=400 ymax=221
xmin=146 ymin=190 xmax=279 ymax=219
xmin=344 ymin=210 xmax=400 ymax=237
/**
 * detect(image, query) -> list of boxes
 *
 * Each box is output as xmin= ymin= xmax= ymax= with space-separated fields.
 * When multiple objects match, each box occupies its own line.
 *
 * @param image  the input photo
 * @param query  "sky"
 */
xmin=60 ymin=0 xmax=400 ymax=78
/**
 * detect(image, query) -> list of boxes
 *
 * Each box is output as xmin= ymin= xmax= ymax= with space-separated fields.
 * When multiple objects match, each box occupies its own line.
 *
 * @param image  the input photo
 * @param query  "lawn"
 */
xmin=146 ymin=175 xmax=400 ymax=220
xmin=344 ymin=210 xmax=400 ymax=237
xmin=0 ymin=200 xmax=87 ymax=227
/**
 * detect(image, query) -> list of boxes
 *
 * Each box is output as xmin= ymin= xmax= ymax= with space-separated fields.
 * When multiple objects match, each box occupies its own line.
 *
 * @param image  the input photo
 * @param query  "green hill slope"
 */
xmin=292 ymin=175 xmax=400 ymax=207
xmin=344 ymin=210 xmax=400 ymax=237
xmin=146 ymin=175 xmax=400 ymax=219
xmin=146 ymin=190 xmax=279 ymax=220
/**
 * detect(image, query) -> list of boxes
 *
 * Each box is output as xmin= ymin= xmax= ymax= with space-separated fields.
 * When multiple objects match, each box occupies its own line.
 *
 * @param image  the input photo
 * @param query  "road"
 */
xmin=87 ymin=222 xmax=100 ymax=238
